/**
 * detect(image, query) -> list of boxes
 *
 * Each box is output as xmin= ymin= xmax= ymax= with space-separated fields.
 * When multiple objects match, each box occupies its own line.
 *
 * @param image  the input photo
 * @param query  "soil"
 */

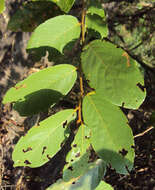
xmin=0 ymin=1 xmax=155 ymax=190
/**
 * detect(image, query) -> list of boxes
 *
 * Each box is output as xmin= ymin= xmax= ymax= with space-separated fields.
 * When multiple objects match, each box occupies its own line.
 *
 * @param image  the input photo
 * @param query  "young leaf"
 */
xmin=0 ymin=0 xmax=5 ymax=13
xmin=27 ymin=15 xmax=81 ymax=53
xmin=82 ymin=92 xmax=135 ymax=174
xmin=3 ymin=64 xmax=77 ymax=116
xmin=96 ymin=181 xmax=114 ymax=190
xmin=81 ymin=40 xmax=146 ymax=109
xmin=46 ymin=159 xmax=105 ymax=190
xmin=12 ymin=109 xmax=76 ymax=168
xmin=63 ymin=124 xmax=92 ymax=181
xmin=86 ymin=14 xmax=108 ymax=38
xmin=7 ymin=1 xmax=62 ymax=32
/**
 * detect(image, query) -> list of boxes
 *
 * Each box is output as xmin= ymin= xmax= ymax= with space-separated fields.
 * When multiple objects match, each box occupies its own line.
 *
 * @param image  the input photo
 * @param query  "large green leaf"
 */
xmin=12 ymin=109 xmax=76 ymax=168
xmin=81 ymin=40 xmax=146 ymax=109
xmin=96 ymin=181 xmax=113 ymax=190
xmin=7 ymin=1 xmax=62 ymax=32
xmin=32 ymin=0 xmax=75 ymax=13
xmin=27 ymin=15 xmax=81 ymax=53
xmin=86 ymin=14 xmax=108 ymax=38
xmin=82 ymin=92 xmax=135 ymax=174
xmin=3 ymin=64 xmax=77 ymax=116
xmin=63 ymin=124 xmax=92 ymax=181
xmin=0 ymin=0 xmax=5 ymax=13
xmin=46 ymin=159 xmax=105 ymax=190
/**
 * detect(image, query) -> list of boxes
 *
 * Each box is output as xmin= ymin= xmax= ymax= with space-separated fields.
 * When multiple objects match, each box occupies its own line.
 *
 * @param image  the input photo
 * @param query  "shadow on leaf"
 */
xmin=13 ymin=89 xmax=63 ymax=116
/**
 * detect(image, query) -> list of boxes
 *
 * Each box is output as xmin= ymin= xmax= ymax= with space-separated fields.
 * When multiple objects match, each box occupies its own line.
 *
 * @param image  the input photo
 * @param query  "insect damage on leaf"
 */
xmin=136 ymin=82 xmax=146 ymax=92
xmin=14 ymin=84 xmax=27 ymax=90
xmin=122 ymin=52 xmax=130 ymax=67
xmin=75 ymin=152 xmax=80 ymax=158
xmin=24 ymin=160 xmax=31 ymax=165
xmin=62 ymin=120 xmax=67 ymax=128
xmin=119 ymin=148 xmax=128 ymax=157
xmin=42 ymin=146 xmax=47 ymax=155
xmin=68 ymin=166 xmax=73 ymax=171
xmin=22 ymin=147 xmax=32 ymax=153
xmin=47 ymin=154 xmax=51 ymax=160
xmin=73 ymin=144 xmax=77 ymax=148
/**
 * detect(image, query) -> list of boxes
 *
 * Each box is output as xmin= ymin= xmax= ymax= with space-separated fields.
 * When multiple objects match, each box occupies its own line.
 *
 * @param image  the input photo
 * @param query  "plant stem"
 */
xmin=76 ymin=0 xmax=86 ymax=125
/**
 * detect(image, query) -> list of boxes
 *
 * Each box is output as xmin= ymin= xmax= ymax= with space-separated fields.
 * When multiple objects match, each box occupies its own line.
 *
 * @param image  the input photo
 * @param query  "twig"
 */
xmin=134 ymin=126 xmax=154 ymax=138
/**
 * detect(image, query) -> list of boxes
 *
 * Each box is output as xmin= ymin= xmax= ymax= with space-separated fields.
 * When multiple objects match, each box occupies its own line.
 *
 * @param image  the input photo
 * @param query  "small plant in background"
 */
xmin=2 ymin=0 xmax=147 ymax=189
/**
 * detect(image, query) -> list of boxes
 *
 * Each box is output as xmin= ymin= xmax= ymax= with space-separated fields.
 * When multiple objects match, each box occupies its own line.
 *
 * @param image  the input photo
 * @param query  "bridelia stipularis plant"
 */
xmin=2 ymin=0 xmax=146 ymax=189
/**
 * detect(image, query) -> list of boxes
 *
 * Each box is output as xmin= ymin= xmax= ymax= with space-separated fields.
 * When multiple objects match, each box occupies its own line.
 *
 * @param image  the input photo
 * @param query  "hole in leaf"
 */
xmin=85 ymin=136 xmax=90 ymax=139
xmin=73 ymin=144 xmax=77 ymax=148
xmin=24 ymin=160 xmax=31 ymax=165
xmin=72 ymin=181 xmax=76 ymax=184
xmin=62 ymin=120 xmax=67 ymax=128
xmin=75 ymin=152 xmax=80 ymax=158
xmin=68 ymin=166 xmax=73 ymax=171
xmin=119 ymin=148 xmax=128 ymax=157
xmin=23 ymin=147 xmax=32 ymax=153
xmin=136 ymin=83 xmax=145 ymax=92
xmin=121 ymin=102 xmax=125 ymax=107
xmin=42 ymin=146 xmax=47 ymax=155
xmin=47 ymin=154 xmax=51 ymax=160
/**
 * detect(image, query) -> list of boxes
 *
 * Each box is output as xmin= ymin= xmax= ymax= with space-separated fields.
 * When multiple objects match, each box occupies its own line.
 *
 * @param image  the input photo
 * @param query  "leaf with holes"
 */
xmin=12 ymin=109 xmax=76 ymax=168
xmin=27 ymin=15 xmax=81 ymax=53
xmin=63 ymin=124 xmax=92 ymax=181
xmin=3 ymin=64 xmax=77 ymax=116
xmin=82 ymin=92 xmax=135 ymax=174
xmin=46 ymin=159 xmax=105 ymax=190
xmin=81 ymin=40 xmax=146 ymax=109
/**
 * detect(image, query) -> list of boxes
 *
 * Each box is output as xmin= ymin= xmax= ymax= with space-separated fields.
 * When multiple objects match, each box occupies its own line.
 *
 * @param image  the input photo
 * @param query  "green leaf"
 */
xmin=63 ymin=124 xmax=92 ymax=181
xmin=7 ymin=1 xmax=62 ymax=32
xmin=0 ymin=0 xmax=5 ymax=13
xmin=87 ymin=0 xmax=105 ymax=18
xmin=27 ymin=15 xmax=81 ymax=53
xmin=3 ymin=64 xmax=77 ymax=116
xmin=32 ymin=0 xmax=75 ymax=13
xmin=86 ymin=14 xmax=108 ymax=38
xmin=46 ymin=159 xmax=105 ymax=190
xmin=96 ymin=181 xmax=113 ymax=190
xmin=82 ymin=92 xmax=135 ymax=174
xmin=12 ymin=109 xmax=76 ymax=168
xmin=55 ymin=0 xmax=75 ymax=13
xmin=81 ymin=40 xmax=146 ymax=109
